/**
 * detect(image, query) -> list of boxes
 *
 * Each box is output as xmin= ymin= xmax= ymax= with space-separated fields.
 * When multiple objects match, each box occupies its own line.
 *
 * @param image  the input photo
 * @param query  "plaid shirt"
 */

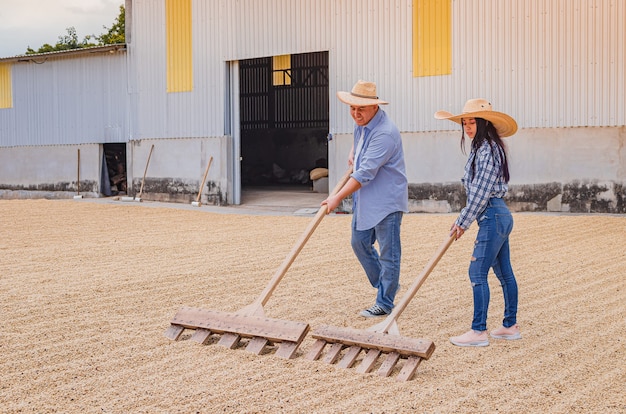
xmin=456 ymin=140 xmax=508 ymax=229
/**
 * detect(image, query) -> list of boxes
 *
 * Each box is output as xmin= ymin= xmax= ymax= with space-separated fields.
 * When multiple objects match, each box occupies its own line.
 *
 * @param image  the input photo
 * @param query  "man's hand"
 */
xmin=321 ymin=194 xmax=342 ymax=214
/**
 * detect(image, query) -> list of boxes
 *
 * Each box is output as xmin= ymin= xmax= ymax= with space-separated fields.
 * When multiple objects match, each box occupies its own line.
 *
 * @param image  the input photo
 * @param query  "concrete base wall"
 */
xmin=0 ymin=144 xmax=101 ymax=199
xmin=328 ymin=126 xmax=626 ymax=214
xmin=125 ymin=137 xmax=231 ymax=205
xmin=1 ymin=126 xmax=625 ymax=213
xmin=0 ymin=137 xmax=232 ymax=205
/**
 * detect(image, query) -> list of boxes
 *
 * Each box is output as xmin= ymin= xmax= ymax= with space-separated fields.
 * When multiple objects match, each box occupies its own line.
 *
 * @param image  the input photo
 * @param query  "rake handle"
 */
xmin=376 ymin=234 xmax=456 ymax=333
xmin=254 ymin=167 xmax=353 ymax=309
xmin=138 ymin=144 xmax=154 ymax=198
xmin=196 ymin=156 xmax=213 ymax=203
xmin=76 ymin=148 xmax=80 ymax=194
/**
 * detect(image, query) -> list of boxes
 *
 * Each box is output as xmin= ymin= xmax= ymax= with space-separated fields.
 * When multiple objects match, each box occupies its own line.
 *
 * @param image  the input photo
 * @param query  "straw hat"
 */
xmin=337 ymin=80 xmax=389 ymax=106
xmin=434 ymin=98 xmax=518 ymax=137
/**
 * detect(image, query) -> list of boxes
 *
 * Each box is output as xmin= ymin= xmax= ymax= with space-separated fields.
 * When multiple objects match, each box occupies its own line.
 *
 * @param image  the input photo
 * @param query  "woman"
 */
xmin=435 ymin=98 xmax=521 ymax=347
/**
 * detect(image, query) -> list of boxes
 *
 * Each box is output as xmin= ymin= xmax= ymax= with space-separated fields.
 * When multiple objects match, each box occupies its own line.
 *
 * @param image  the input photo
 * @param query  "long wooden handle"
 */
xmin=375 ymin=234 xmax=456 ymax=334
xmin=254 ymin=167 xmax=353 ymax=309
xmin=138 ymin=144 xmax=154 ymax=198
xmin=196 ymin=156 xmax=213 ymax=202
xmin=76 ymin=148 xmax=80 ymax=195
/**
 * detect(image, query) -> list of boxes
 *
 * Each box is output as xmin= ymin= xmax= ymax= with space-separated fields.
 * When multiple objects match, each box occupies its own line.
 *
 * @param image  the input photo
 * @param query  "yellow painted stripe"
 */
xmin=413 ymin=0 xmax=452 ymax=77
xmin=0 ymin=63 xmax=12 ymax=109
xmin=166 ymin=0 xmax=193 ymax=92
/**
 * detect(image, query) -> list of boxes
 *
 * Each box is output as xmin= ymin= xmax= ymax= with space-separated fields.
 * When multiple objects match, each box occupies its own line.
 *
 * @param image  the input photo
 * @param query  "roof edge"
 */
xmin=0 ymin=44 xmax=127 ymax=63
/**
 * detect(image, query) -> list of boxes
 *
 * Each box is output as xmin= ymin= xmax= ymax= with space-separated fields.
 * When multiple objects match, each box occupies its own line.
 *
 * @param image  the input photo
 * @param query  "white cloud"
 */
xmin=0 ymin=0 xmax=123 ymax=57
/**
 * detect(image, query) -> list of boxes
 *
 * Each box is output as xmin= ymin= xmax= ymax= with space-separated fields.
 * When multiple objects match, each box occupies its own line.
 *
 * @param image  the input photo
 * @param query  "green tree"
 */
xmin=98 ymin=5 xmax=126 ymax=45
xmin=26 ymin=5 xmax=125 ymax=55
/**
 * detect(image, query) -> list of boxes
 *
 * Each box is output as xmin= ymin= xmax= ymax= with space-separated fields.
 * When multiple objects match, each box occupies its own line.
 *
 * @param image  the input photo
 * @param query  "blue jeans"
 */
xmin=468 ymin=198 xmax=518 ymax=331
xmin=351 ymin=211 xmax=403 ymax=312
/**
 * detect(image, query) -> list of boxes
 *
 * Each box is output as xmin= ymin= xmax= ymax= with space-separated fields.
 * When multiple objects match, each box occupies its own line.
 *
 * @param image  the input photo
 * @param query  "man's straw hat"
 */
xmin=434 ymin=98 xmax=518 ymax=137
xmin=337 ymin=80 xmax=389 ymax=106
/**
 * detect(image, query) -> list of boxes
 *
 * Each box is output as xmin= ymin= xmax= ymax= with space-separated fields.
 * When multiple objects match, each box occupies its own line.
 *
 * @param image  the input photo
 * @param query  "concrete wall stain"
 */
xmin=129 ymin=178 xmax=226 ymax=205
xmin=401 ymin=181 xmax=626 ymax=214
xmin=0 ymin=181 xmax=99 ymax=193
xmin=507 ymin=182 xmax=562 ymax=210
xmin=1 ymin=179 xmax=624 ymax=214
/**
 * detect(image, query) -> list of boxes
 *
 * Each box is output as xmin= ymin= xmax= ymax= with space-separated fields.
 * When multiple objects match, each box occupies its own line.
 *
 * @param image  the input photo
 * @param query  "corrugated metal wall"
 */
xmin=446 ymin=0 xmax=626 ymax=130
xmin=0 ymin=52 xmax=128 ymax=147
xmin=129 ymin=0 xmax=624 ymax=142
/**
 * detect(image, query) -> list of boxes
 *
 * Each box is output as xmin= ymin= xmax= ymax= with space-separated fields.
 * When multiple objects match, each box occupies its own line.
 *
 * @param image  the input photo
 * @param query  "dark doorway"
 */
xmin=102 ymin=143 xmax=127 ymax=196
xmin=239 ymin=51 xmax=329 ymax=189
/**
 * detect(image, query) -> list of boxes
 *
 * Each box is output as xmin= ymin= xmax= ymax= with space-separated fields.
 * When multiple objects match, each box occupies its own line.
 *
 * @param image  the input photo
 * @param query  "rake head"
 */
xmin=165 ymin=306 xmax=310 ymax=359
xmin=305 ymin=234 xmax=455 ymax=380
xmin=305 ymin=324 xmax=435 ymax=381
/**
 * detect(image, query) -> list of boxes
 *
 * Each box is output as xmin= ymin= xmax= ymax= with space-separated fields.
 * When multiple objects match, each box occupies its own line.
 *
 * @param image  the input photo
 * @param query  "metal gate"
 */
xmin=239 ymin=51 xmax=329 ymax=130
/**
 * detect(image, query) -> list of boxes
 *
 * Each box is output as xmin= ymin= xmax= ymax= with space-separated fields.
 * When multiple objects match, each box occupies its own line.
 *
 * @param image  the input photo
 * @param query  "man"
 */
xmin=322 ymin=80 xmax=408 ymax=317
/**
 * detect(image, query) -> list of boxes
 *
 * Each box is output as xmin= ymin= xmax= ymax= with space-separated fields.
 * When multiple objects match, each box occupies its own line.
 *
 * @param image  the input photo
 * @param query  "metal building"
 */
xmin=0 ymin=0 xmax=624 ymax=212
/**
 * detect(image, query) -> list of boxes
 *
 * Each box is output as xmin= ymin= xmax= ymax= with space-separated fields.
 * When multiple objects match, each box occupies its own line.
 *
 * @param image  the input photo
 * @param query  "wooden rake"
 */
xmin=165 ymin=168 xmax=353 ymax=359
xmin=306 ymin=234 xmax=455 ymax=381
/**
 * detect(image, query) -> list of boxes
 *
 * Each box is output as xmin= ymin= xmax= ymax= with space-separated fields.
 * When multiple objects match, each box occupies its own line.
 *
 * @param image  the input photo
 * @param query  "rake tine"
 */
xmin=397 ymin=356 xmax=423 ymax=382
xmin=306 ymin=339 xmax=327 ymax=360
xmin=377 ymin=351 xmax=401 ymax=377
xmin=323 ymin=342 xmax=345 ymax=364
xmin=246 ymin=337 xmax=269 ymax=355
xmin=190 ymin=328 xmax=212 ymax=344
xmin=275 ymin=341 xmax=300 ymax=359
xmin=355 ymin=349 xmax=381 ymax=374
xmin=337 ymin=346 xmax=362 ymax=369
xmin=218 ymin=332 xmax=241 ymax=349
xmin=164 ymin=325 xmax=185 ymax=341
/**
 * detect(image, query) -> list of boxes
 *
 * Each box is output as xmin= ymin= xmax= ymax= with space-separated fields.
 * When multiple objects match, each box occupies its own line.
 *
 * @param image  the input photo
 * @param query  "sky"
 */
xmin=0 ymin=0 xmax=123 ymax=58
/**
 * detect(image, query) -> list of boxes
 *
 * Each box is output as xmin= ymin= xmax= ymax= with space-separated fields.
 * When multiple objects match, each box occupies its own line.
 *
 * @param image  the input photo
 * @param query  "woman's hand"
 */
xmin=450 ymin=223 xmax=465 ymax=240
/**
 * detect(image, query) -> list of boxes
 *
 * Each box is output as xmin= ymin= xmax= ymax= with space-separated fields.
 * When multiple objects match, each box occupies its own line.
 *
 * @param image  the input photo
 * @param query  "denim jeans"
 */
xmin=468 ymin=198 xmax=518 ymax=331
xmin=351 ymin=210 xmax=403 ymax=312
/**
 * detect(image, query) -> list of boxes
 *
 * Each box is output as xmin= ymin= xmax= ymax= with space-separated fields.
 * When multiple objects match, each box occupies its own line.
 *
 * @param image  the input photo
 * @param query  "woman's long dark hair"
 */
xmin=461 ymin=118 xmax=510 ymax=183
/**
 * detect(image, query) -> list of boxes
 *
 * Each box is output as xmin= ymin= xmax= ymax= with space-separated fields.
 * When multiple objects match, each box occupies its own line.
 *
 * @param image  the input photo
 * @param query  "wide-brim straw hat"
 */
xmin=337 ymin=80 xmax=389 ymax=106
xmin=434 ymin=98 xmax=518 ymax=137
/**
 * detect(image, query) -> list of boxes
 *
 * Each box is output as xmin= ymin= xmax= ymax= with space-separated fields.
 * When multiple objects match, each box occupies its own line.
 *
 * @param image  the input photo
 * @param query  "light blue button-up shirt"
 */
xmin=351 ymin=108 xmax=408 ymax=230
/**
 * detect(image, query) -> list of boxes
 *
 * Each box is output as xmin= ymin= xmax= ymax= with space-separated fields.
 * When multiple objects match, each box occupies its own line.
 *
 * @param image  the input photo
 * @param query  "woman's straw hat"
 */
xmin=434 ymin=98 xmax=518 ymax=137
xmin=337 ymin=80 xmax=389 ymax=106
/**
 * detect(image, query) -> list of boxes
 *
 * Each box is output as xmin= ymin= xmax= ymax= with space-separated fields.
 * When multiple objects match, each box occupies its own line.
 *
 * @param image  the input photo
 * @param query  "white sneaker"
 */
xmin=450 ymin=330 xmax=489 ymax=347
xmin=490 ymin=324 xmax=522 ymax=340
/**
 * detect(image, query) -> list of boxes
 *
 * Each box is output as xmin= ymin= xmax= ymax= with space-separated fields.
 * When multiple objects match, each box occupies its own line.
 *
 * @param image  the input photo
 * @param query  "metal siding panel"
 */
xmin=131 ymin=0 xmax=167 ymax=139
xmin=0 ymin=53 xmax=128 ymax=147
xmin=609 ymin=0 xmax=625 ymax=125
xmin=131 ymin=0 xmax=227 ymax=139
xmin=2 ymin=0 xmax=624 ymax=149
xmin=127 ymin=0 xmax=624 ymax=143
xmin=425 ymin=0 xmax=625 ymax=133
